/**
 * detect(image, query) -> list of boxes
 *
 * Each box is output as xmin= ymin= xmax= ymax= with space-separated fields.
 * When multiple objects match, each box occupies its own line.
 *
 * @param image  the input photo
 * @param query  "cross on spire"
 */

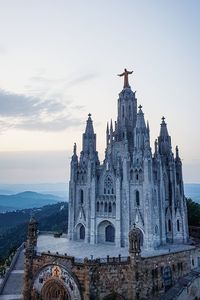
xmin=138 ymin=105 xmax=142 ymax=110
xmin=88 ymin=113 xmax=92 ymax=118
xmin=162 ymin=116 xmax=165 ymax=122
xmin=118 ymin=68 xmax=133 ymax=88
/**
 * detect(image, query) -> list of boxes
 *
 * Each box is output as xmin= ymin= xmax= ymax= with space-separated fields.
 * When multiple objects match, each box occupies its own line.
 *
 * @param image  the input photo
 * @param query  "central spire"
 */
xmin=118 ymin=68 xmax=133 ymax=88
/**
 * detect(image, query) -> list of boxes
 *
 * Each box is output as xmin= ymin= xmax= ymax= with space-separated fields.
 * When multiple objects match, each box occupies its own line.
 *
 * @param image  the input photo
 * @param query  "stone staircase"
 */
xmin=0 ymin=245 xmax=24 ymax=300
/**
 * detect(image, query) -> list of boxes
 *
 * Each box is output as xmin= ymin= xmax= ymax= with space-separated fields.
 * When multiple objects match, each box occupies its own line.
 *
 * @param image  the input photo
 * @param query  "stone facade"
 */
xmin=22 ymin=72 xmax=195 ymax=300
xmin=68 ymin=74 xmax=189 ymax=250
xmin=23 ymin=223 xmax=196 ymax=300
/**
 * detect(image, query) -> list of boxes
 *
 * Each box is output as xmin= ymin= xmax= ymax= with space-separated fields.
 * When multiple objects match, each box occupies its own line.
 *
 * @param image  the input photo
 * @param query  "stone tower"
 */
xmin=23 ymin=217 xmax=38 ymax=299
xmin=68 ymin=70 xmax=189 ymax=249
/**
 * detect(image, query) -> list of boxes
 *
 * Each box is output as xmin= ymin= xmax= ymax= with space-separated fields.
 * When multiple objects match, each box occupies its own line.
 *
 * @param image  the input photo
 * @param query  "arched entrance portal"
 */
xmin=32 ymin=264 xmax=82 ymax=300
xmin=98 ymin=221 xmax=115 ymax=243
xmin=80 ymin=224 xmax=85 ymax=240
xmin=103 ymin=293 xmax=125 ymax=300
xmin=41 ymin=278 xmax=69 ymax=300
xmin=105 ymin=224 xmax=115 ymax=242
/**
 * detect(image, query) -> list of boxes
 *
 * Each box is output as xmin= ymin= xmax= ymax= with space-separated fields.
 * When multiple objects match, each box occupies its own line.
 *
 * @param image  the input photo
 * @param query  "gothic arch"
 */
xmin=97 ymin=220 xmax=115 ymax=244
xmin=41 ymin=278 xmax=69 ymax=299
xmin=76 ymin=223 xmax=85 ymax=240
xmin=32 ymin=264 xmax=82 ymax=300
xmin=103 ymin=292 xmax=125 ymax=300
xmin=130 ymin=226 xmax=144 ymax=247
xmin=105 ymin=224 xmax=115 ymax=242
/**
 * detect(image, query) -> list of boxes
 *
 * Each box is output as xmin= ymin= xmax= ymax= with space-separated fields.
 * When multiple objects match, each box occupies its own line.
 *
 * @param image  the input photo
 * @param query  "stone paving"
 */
xmin=37 ymin=234 xmax=194 ymax=259
xmin=0 ymin=248 xmax=24 ymax=300
xmin=160 ymin=267 xmax=200 ymax=300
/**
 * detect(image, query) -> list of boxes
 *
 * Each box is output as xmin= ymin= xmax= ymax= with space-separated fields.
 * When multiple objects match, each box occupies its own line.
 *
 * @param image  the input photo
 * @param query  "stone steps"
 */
xmin=0 ymin=249 xmax=24 ymax=300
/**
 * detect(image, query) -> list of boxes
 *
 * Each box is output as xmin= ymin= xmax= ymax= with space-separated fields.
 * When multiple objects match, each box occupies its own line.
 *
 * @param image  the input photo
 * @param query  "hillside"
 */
xmin=0 ymin=191 xmax=63 ymax=212
xmin=0 ymin=201 xmax=68 ymax=260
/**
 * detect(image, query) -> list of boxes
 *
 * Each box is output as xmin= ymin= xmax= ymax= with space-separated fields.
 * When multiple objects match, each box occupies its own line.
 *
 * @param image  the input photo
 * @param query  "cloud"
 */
xmin=0 ymin=89 xmax=82 ymax=132
xmin=67 ymin=73 xmax=98 ymax=87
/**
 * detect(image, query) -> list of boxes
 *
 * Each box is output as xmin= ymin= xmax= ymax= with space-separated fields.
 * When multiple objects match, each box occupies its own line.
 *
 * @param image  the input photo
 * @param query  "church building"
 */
xmin=22 ymin=70 xmax=199 ymax=300
xmin=68 ymin=69 xmax=189 ymax=249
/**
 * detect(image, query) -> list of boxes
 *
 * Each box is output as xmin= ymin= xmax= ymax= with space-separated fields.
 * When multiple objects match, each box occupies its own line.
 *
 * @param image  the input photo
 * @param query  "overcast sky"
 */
xmin=0 ymin=0 xmax=199 ymax=183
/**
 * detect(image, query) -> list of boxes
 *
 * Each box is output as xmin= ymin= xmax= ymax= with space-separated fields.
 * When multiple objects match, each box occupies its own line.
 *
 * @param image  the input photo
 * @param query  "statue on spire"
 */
xmin=118 ymin=68 xmax=133 ymax=88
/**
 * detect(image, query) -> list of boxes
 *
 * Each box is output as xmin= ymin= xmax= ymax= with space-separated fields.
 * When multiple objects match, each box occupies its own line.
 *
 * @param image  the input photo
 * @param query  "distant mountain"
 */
xmin=0 ymin=189 xmax=14 ymax=195
xmin=0 ymin=191 xmax=64 ymax=212
xmin=0 ymin=183 xmax=68 ymax=198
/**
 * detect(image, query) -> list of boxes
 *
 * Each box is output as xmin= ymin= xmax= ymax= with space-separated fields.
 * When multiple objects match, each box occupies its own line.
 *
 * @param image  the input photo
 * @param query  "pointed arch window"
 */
xmin=168 ymin=219 xmax=171 ymax=232
xmin=130 ymin=170 xmax=133 ymax=180
xmin=80 ymin=189 xmax=84 ymax=204
xmin=113 ymin=202 xmax=116 ymax=215
xmin=136 ymin=190 xmax=140 ymax=206
xmin=122 ymin=105 xmax=125 ymax=118
xmin=80 ymin=225 xmax=85 ymax=240
xmin=108 ymin=202 xmax=112 ymax=213
xmin=104 ymin=202 xmax=108 ymax=212
xmin=97 ymin=202 xmax=100 ymax=212
xmin=129 ymin=104 xmax=131 ymax=119
xmin=177 ymin=219 xmax=180 ymax=232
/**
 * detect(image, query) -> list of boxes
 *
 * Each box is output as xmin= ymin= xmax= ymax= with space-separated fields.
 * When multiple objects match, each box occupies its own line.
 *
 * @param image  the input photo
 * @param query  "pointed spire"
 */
xmin=71 ymin=142 xmax=78 ymax=163
xmin=110 ymin=119 xmax=113 ymax=133
xmin=154 ymin=139 xmax=158 ymax=155
xmin=82 ymin=113 xmax=96 ymax=155
xmin=158 ymin=116 xmax=172 ymax=156
xmin=110 ymin=119 xmax=113 ymax=143
xmin=73 ymin=142 xmax=77 ymax=156
xmin=85 ymin=113 xmax=94 ymax=135
xmin=147 ymin=120 xmax=150 ymax=133
xmin=106 ymin=122 xmax=109 ymax=146
xmin=106 ymin=122 xmax=109 ymax=133
xmin=176 ymin=146 xmax=179 ymax=158
xmin=159 ymin=116 xmax=169 ymax=137
xmin=175 ymin=146 xmax=181 ymax=164
xmin=136 ymin=105 xmax=146 ymax=129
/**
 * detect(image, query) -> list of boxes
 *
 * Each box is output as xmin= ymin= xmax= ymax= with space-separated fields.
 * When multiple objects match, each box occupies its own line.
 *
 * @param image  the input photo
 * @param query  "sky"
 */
xmin=0 ymin=0 xmax=199 ymax=184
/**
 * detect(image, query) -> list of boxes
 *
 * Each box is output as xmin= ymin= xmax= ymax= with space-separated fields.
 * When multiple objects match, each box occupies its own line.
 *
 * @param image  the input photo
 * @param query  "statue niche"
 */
xmin=129 ymin=225 xmax=142 ymax=256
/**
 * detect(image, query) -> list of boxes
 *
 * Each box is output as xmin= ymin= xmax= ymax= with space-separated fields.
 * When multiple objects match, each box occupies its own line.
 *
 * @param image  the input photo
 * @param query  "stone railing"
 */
xmin=0 ymin=242 xmax=24 ymax=295
xmin=38 ymin=250 xmax=130 ymax=265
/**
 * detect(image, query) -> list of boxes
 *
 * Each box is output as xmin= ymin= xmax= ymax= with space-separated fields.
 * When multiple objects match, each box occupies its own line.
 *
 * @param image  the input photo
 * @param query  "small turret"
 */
xmin=158 ymin=117 xmax=172 ymax=156
xmin=72 ymin=143 xmax=78 ymax=161
xmin=175 ymin=145 xmax=183 ymax=185
xmin=175 ymin=145 xmax=180 ymax=160
xmin=26 ymin=216 xmax=38 ymax=257
xmin=134 ymin=105 xmax=148 ymax=150
xmin=154 ymin=139 xmax=158 ymax=156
